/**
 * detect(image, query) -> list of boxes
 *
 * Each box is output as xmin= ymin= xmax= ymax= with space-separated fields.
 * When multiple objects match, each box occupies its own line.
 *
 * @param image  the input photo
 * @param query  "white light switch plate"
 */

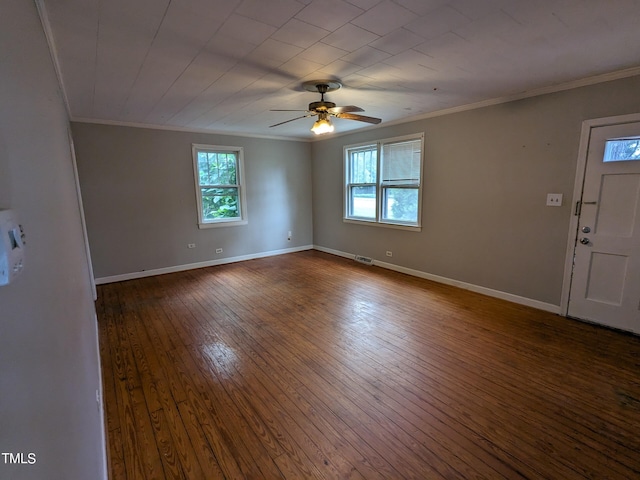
xmin=546 ymin=193 xmax=563 ymax=206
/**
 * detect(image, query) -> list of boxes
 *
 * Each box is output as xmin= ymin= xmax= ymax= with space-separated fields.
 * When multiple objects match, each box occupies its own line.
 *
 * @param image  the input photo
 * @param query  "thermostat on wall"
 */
xmin=0 ymin=209 xmax=26 ymax=286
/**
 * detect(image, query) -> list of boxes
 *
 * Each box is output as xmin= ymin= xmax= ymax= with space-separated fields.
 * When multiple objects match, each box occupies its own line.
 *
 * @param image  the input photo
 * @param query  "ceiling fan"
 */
xmin=269 ymin=80 xmax=382 ymax=135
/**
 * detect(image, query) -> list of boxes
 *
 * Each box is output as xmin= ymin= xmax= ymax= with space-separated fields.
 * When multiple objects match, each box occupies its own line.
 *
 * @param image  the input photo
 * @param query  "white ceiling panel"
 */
xmin=279 ymin=56 xmax=325 ymax=79
xmin=322 ymin=23 xmax=380 ymax=52
xmin=346 ymin=0 xmax=384 ymax=10
xmin=116 ymin=3 xmax=221 ymax=120
xmin=172 ymin=0 xmax=240 ymax=19
xmin=204 ymin=30 xmax=258 ymax=61
xmin=452 ymin=10 xmax=523 ymax=43
xmin=247 ymin=38 xmax=304 ymax=66
xmin=298 ymin=42 xmax=349 ymax=65
xmin=341 ymin=46 xmax=392 ymax=68
xmin=393 ymin=0 xmax=450 ymax=16
xmin=405 ymin=5 xmax=472 ymax=41
xmin=351 ymin=0 xmax=418 ymax=36
xmin=316 ymin=59 xmax=365 ymax=79
xmin=168 ymin=70 xmax=256 ymax=127
xmin=369 ymin=28 xmax=426 ymax=55
xmin=41 ymin=0 xmax=640 ymax=139
xmin=216 ymin=14 xmax=277 ymax=46
xmin=294 ymin=0 xmax=364 ymax=31
xmin=236 ymin=0 xmax=305 ymax=28
xmin=449 ymin=0 xmax=511 ymax=20
xmin=143 ymin=53 xmax=228 ymax=124
xmin=382 ymin=49 xmax=439 ymax=75
xmin=271 ymin=19 xmax=331 ymax=49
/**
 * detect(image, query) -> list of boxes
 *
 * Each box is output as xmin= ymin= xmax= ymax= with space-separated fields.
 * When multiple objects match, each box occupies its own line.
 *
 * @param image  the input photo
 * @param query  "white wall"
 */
xmin=0 ymin=1 xmax=106 ymax=479
xmin=312 ymin=76 xmax=640 ymax=308
xmin=72 ymin=123 xmax=313 ymax=280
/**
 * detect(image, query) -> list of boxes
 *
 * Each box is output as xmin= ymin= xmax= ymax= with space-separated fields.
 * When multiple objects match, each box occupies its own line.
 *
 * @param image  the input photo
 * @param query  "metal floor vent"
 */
xmin=354 ymin=255 xmax=373 ymax=265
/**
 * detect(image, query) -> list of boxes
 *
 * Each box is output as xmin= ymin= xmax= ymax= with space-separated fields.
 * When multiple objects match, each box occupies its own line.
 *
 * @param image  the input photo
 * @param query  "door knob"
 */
xmin=581 ymin=226 xmax=591 ymax=233
xmin=580 ymin=237 xmax=590 ymax=245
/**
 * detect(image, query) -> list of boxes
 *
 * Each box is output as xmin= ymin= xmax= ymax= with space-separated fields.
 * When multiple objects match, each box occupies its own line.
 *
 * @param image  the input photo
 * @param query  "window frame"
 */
xmin=344 ymin=133 xmax=424 ymax=231
xmin=345 ymin=144 xmax=379 ymax=221
xmin=192 ymin=143 xmax=248 ymax=229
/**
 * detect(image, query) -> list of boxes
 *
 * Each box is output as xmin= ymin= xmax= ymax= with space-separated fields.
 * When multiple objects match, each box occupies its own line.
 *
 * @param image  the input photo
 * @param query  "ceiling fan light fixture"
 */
xmin=269 ymin=79 xmax=381 ymax=133
xmin=311 ymin=113 xmax=334 ymax=135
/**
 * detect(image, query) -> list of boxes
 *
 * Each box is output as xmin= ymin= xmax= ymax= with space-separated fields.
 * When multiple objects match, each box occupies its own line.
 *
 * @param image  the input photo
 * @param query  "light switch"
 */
xmin=546 ymin=193 xmax=563 ymax=206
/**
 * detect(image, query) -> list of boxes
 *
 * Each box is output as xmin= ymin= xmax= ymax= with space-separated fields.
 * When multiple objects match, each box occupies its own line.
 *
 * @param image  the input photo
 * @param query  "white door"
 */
xmin=568 ymin=121 xmax=640 ymax=334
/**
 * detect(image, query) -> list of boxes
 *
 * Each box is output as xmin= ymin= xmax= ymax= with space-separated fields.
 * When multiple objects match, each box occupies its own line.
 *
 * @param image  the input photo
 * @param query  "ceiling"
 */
xmin=40 ymin=0 xmax=640 ymax=140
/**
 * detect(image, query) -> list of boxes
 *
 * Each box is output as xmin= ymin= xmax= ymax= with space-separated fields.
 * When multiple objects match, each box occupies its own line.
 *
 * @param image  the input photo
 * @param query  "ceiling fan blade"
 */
xmin=327 ymin=105 xmax=364 ymax=114
xmin=270 ymin=109 xmax=308 ymax=112
xmin=269 ymin=115 xmax=311 ymax=128
xmin=335 ymin=112 xmax=382 ymax=124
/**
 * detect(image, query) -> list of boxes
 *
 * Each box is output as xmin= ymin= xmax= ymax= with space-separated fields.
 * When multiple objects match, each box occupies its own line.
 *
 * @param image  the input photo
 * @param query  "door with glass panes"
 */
xmin=568 ymin=121 xmax=640 ymax=334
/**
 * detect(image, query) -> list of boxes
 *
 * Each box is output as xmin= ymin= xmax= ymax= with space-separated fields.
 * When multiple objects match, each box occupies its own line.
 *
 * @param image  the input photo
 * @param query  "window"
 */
xmin=192 ymin=144 xmax=247 ymax=228
xmin=345 ymin=133 xmax=423 ymax=230
xmin=603 ymin=138 xmax=640 ymax=162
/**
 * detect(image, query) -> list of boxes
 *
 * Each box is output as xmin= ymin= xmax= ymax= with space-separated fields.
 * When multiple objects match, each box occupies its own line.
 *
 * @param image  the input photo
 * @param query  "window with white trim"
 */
xmin=192 ymin=144 xmax=247 ymax=228
xmin=344 ymin=133 xmax=423 ymax=229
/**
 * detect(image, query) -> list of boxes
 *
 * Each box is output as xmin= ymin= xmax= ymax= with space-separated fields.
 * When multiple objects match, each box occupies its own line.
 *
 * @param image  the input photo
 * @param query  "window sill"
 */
xmin=343 ymin=218 xmax=421 ymax=232
xmin=198 ymin=219 xmax=248 ymax=229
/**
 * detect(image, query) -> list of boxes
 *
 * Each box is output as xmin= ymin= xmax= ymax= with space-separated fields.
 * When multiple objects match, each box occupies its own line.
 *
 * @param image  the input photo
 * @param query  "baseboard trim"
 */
xmin=95 ymin=245 xmax=314 ymax=285
xmin=96 ymin=244 xmax=561 ymax=314
xmin=313 ymin=245 xmax=561 ymax=314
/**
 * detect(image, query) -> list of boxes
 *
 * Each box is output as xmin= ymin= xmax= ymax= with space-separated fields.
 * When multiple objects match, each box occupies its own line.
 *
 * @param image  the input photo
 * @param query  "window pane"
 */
xmin=350 ymin=185 xmax=376 ymax=218
xmin=603 ymin=138 xmax=640 ymax=162
xmin=382 ymin=188 xmax=418 ymax=223
xmin=198 ymin=151 xmax=237 ymax=185
xmin=201 ymin=187 xmax=239 ymax=220
xmin=349 ymin=148 xmax=377 ymax=183
xmin=382 ymin=139 xmax=421 ymax=185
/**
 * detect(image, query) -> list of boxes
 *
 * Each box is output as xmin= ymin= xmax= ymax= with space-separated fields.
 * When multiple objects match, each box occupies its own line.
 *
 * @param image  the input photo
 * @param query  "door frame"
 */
xmin=560 ymin=112 xmax=640 ymax=317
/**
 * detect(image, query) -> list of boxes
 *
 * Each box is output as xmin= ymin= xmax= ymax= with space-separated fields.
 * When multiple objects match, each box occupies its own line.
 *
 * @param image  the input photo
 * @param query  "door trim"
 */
xmin=560 ymin=112 xmax=640 ymax=316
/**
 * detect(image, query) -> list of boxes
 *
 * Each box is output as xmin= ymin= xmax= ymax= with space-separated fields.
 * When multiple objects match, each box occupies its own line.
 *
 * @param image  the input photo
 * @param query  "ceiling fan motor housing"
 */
xmin=308 ymin=100 xmax=336 ymax=112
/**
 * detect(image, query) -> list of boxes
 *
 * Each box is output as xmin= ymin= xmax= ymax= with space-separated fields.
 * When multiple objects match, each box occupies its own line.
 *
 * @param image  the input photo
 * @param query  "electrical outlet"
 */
xmin=287 ymin=230 xmax=292 ymax=241
xmin=187 ymin=243 xmax=196 ymax=249
xmin=216 ymin=248 xmax=223 ymax=254
xmin=386 ymin=251 xmax=393 ymax=257
xmin=546 ymin=193 xmax=563 ymax=206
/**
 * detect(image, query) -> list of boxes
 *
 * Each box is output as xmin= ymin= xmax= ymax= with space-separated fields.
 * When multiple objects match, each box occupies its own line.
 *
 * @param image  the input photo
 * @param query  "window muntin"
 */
xmin=603 ymin=138 xmax=640 ymax=162
xmin=193 ymin=144 xmax=247 ymax=228
xmin=345 ymin=134 xmax=423 ymax=229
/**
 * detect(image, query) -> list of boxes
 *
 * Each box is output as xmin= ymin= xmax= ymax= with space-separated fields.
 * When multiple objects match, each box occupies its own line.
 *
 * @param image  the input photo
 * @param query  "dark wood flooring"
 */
xmin=97 ymin=250 xmax=640 ymax=479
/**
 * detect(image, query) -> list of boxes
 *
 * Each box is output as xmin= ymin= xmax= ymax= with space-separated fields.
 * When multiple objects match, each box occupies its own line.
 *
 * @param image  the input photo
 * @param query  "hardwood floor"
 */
xmin=97 ymin=250 xmax=640 ymax=479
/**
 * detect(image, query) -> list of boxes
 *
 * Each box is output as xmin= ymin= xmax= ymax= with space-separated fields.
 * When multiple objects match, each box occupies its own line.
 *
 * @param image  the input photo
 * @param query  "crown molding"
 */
xmin=35 ymin=0 xmax=71 ymax=117
xmin=372 ymin=66 xmax=640 ymax=131
xmin=70 ymin=117 xmax=310 ymax=142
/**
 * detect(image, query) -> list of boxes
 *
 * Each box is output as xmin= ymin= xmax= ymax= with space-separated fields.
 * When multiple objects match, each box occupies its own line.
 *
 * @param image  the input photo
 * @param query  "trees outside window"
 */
xmin=344 ymin=134 xmax=423 ymax=230
xmin=192 ymin=144 xmax=247 ymax=228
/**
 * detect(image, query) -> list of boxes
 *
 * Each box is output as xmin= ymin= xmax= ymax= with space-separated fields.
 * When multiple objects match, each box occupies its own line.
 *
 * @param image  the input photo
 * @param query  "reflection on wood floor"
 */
xmin=97 ymin=250 xmax=640 ymax=479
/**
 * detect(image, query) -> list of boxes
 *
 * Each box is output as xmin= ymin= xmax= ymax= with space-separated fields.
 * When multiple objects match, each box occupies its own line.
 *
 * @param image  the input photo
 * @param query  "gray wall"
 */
xmin=72 ymin=123 xmax=313 ymax=279
xmin=0 ymin=1 xmax=105 ymax=479
xmin=312 ymin=76 xmax=640 ymax=306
